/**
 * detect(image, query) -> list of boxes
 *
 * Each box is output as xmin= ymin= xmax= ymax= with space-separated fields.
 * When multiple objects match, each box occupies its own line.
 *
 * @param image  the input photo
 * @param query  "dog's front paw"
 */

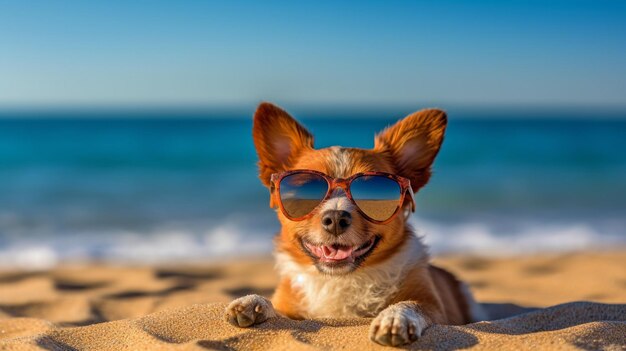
xmin=369 ymin=302 xmax=429 ymax=347
xmin=225 ymin=294 xmax=276 ymax=328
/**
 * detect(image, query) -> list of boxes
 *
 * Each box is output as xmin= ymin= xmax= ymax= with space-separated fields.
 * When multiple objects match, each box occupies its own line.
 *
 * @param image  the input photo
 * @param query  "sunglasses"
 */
xmin=269 ymin=170 xmax=415 ymax=224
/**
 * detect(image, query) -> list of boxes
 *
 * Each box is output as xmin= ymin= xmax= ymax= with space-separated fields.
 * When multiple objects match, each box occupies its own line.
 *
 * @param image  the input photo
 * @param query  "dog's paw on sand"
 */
xmin=225 ymin=294 xmax=276 ymax=328
xmin=369 ymin=302 xmax=428 ymax=347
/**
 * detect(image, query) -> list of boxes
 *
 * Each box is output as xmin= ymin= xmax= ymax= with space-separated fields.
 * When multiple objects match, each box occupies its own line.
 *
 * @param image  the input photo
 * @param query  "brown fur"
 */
xmin=428 ymin=265 xmax=472 ymax=324
xmin=271 ymin=277 xmax=305 ymax=319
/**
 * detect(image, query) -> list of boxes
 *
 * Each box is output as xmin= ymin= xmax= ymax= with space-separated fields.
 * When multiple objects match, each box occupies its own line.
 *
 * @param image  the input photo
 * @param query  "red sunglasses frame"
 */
xmin=269 ymin=170 xmax=416 ymax=225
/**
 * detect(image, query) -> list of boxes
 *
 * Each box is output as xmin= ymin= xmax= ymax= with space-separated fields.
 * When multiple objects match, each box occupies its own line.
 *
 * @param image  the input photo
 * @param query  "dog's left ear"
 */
xmin=374 ymin=108 xmax=447 ymax=192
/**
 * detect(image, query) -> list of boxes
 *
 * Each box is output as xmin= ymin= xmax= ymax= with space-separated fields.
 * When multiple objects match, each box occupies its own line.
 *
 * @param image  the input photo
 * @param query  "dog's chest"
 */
xmin=291 ymin=269 xmax=402 ymax=318
xmin=276 ymin=235 xmax=426 ymax=319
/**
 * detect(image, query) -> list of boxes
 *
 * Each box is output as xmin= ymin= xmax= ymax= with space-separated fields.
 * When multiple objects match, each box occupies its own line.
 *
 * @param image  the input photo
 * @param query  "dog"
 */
xmin=225 ymin=102 xmax=486 ymax=347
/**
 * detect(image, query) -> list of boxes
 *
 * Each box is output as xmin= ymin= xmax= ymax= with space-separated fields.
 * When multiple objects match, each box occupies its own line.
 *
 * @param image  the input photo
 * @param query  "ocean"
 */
xmin=1 ymin=109 xmax=625 ymax=268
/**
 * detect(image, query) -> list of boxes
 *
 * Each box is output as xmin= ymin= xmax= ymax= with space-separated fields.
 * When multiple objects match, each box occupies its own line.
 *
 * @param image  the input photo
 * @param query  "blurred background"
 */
xmin=0 ymin=1 xmax=625 ymax=268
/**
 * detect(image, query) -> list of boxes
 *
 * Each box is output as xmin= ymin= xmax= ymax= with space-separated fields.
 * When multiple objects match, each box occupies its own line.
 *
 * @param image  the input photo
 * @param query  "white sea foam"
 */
xmin=414 ymin=217 xmax=626 ymax=255
xmin=0 ymin=222 xmax=275 ymax=269
xmin=0 ymin=216 xmax=624 ymax=269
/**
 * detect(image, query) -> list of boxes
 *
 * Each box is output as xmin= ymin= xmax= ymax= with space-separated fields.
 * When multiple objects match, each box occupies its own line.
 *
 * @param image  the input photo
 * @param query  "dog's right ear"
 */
xmin=253 ymin=102 xmax=314 ymax=187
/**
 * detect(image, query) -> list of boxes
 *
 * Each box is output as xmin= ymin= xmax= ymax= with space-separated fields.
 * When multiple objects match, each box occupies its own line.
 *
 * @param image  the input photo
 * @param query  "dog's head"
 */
xmin=253 ymin=102 xmax=446 ymax=275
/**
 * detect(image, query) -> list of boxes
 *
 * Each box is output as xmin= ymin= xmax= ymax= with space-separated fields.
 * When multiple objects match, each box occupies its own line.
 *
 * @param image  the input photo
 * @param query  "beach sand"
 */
xmin=1 ymin=251 xmax=625 ymax=350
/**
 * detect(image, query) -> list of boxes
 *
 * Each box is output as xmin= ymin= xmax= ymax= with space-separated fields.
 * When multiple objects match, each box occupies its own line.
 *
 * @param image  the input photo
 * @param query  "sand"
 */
xmin=0 ymin=251 xmax=625 ymax=350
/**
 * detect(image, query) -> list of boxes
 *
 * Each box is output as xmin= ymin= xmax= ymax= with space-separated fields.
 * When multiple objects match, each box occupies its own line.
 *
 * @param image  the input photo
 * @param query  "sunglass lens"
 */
xmin=279 ymin=173 xmax=328 ymax=218
xmin=350 ymin=175 xmax=402 ymax=221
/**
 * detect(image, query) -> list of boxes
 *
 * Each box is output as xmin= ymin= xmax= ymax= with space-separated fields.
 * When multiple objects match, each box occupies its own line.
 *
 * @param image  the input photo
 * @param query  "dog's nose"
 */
xmin=321 ymin=210 xmax=352 ymax=235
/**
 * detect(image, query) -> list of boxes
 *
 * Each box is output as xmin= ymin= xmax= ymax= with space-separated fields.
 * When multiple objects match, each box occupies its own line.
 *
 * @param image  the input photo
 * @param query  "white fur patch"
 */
xmin=370 ymin=302 xmax=429 ymax=343
xmin=319 ymin=191 xmax=354 ymax=213
xmin=318 ymin=147 xmax=355 ymax=216
xmin=328 ymin=146 xmax=352 ymax=178
xmin=275 ymin=234 xmax=428 ymax=318
xmin=225 ymin=294 xmax=277 ymax=328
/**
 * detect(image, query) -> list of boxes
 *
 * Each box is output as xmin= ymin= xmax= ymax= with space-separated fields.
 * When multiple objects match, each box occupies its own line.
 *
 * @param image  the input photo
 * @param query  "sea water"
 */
xmin=0 ymin=108 xmax=625 ymax=267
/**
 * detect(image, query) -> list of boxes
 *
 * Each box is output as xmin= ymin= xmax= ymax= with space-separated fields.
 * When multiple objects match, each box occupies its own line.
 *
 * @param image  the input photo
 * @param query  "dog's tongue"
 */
xmin=305 ymin=242 xmax=355 ymax=262
xmin=307 ymin=244 xmax=354 ymax=261
xmin=321 ymin=245 xmax=353 ymax=260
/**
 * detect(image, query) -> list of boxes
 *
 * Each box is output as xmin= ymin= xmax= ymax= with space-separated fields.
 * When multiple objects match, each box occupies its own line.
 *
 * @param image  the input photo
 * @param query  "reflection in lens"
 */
xmin=280 ymin=173 xmax=328 ymax=218
xmin=350 ymin=175 xmax=401 ymax=221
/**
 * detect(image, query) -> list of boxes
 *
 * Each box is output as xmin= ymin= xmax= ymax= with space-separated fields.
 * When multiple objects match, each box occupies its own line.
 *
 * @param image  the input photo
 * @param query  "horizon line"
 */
xmin=0 ymin=102 xmax=625 ymax=119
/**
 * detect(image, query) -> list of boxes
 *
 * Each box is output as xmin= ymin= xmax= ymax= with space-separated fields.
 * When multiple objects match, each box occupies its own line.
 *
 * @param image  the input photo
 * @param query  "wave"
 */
xmin=0 ymin=222 xmax=275 ymax=270
xmin=0 ymin=216 xmax=624 ymax=269
xmin=414 ymin=217 xmax=626 ymax=255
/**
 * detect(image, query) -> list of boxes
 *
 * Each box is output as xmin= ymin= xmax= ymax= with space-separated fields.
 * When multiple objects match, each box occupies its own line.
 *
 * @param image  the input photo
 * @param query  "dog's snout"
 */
xmin=321 ymin=210 xmax=352 ymax=235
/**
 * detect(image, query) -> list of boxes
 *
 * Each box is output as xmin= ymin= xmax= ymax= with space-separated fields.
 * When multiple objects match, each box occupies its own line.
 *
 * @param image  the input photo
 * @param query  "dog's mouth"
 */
xmin=301 ymin=236 xmax=379 ymax=265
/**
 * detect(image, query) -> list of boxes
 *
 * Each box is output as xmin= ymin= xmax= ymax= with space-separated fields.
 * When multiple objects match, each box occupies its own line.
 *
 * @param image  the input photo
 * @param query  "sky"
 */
xmin=0 ymin=1 xmax=625 ymax=109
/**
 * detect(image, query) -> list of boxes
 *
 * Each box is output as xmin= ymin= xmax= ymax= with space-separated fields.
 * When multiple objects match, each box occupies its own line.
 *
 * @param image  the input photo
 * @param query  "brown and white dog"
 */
xmin=225 ymin=102 xmax=486 ymax=347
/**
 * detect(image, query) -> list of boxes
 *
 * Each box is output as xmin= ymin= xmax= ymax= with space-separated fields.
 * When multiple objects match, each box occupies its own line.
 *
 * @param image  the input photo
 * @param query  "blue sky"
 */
xmin=0 ymin=1 xmax=624 ymax=108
